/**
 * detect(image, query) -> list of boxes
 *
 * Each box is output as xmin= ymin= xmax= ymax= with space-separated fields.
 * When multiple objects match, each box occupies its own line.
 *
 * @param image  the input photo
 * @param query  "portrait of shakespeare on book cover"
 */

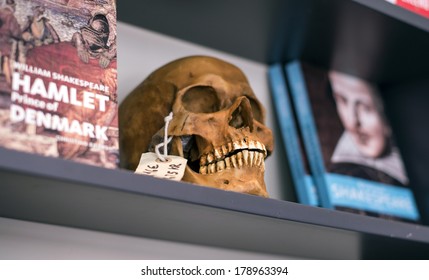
xmin=327 ymin=71 xmax=408 ymax=187
xmin=303 ymin=64 xmax=409 ymax=188
xmin=291 ymin=62 xmax=420 ymax=221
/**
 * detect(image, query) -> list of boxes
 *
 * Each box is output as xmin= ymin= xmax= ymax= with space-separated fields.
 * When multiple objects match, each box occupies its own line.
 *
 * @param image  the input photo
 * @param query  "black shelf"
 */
xmin=1 ymin=147 xmax=429 ymax=259
xmin=119 ymin=0 xmax=429 ymax=83
xmin=355 ymin=0 xmax=429 ymax=33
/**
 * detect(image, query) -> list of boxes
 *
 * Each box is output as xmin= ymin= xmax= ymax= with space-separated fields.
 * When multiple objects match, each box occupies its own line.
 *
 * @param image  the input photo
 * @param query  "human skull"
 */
xmin=119 ymin=56 xmax=274 ymax=197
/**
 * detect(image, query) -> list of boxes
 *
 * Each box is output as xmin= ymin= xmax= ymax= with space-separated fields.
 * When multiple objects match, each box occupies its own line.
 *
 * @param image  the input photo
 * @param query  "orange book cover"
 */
xmin=0 ymin=0 xmax=118 ymax=168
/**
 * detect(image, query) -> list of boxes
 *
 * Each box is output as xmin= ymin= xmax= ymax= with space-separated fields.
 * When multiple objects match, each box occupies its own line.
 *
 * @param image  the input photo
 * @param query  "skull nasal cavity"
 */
xmin=229 ymin=99 xmax=254 ymax=131
xmin=182 ymin=86 xmax=220 ymax=113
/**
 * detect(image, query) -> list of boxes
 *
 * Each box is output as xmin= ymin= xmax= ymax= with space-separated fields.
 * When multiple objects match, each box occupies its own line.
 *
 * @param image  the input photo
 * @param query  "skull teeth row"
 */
xmin=199 ymin=140 xmax=267 ymax=175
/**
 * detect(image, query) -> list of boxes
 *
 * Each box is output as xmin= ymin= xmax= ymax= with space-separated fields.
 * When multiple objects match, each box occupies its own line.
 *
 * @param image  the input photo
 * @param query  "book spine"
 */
xmin=285 ymin=61 xmax=333 ymax=209
xmin=268 ymin=64 xmax=317 ymax=206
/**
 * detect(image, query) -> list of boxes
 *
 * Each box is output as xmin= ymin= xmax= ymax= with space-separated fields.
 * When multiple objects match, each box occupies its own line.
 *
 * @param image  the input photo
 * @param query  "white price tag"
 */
xmin=135 ymin=152 xmax=187 ymax=181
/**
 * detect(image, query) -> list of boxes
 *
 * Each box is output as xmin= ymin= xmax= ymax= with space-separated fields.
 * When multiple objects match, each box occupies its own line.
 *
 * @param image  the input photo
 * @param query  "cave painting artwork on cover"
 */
xmin=0 ymin=0 xmax=118 ymax=168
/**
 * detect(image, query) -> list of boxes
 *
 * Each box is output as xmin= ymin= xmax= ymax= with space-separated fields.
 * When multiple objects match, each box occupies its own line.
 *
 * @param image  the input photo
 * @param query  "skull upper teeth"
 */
xmin=199 ymin=139 xmax=267 ymax=175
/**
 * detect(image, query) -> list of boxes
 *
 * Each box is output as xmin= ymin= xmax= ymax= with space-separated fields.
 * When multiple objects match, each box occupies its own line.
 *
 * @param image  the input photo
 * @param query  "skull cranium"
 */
xmin=119 ymin=56 xmax=274 ymax=197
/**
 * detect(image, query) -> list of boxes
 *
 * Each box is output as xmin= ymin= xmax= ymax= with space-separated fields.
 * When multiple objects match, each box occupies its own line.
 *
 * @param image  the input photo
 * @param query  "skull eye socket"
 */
xmin=249 ymin=98 xmax=263 ymax=123
xmin=182 ymin=86 xmax=221 ymax=113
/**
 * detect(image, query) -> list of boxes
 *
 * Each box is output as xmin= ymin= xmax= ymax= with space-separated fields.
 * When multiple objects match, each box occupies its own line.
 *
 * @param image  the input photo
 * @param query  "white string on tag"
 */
xmin=155 ymin=112 xmax=173 ymax=162
xmin=136 ymin=112 xmax=187 ymax=181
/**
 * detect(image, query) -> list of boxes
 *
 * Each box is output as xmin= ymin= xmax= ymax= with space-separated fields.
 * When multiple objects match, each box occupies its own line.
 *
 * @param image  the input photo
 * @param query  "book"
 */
xmin=0 ymin=0 xmax=118 ymax=168
xmin=385 ymin=0 xmax=429 ymax=19
xmin=285 ymin=60 xmax=420 ymax=221
xmin=268 ymin=64 xmax=318 ymax=206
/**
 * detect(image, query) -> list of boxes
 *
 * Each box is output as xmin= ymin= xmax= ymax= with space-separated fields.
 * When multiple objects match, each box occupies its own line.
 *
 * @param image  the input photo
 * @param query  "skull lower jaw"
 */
xmin=168 ymin=135 xmax=269 ymax=197
xmin=182 ymin=165 xmax=269 ymax=197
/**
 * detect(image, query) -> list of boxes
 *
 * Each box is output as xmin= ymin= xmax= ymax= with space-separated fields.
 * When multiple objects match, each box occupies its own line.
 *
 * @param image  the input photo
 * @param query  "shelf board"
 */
xmin=355 ymin=0 xmax=429 ymax=33
xmin=1 ymin=147 xmax=429 ymax=259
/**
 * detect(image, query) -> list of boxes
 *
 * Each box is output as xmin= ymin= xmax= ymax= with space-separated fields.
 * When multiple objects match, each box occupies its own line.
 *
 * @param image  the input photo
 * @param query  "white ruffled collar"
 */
xmin=331 ymin=132 xmax=409 ymax=185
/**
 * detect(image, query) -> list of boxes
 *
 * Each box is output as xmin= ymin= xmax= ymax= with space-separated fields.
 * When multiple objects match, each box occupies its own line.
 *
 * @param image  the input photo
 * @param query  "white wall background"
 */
xmin=0 ymin=217 xmax=287 ymax=259
xmin=0 ymin=22 xmax=295 ymax=259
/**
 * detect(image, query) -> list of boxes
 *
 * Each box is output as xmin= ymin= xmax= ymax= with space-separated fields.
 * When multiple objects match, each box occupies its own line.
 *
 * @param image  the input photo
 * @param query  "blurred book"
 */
xmin=285 ymin=60 xmax=420 ymax=222
xmin=268 ymin=64 xmax=318 ymax=206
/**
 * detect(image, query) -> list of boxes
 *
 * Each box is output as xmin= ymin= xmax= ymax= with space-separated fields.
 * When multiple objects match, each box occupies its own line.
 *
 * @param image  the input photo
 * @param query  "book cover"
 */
xmin=0 ymin=0 xmax=118 ymax=168
xmin=268 ymin=64 xmax=317 ymax=206
xmin=286 ymin=61 xmax=420 ymax=221
xmin=385 ymin=0 xmax=429 ymax=19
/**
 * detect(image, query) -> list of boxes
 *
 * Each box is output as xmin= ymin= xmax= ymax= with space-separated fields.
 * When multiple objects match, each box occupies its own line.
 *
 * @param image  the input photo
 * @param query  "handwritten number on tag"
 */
xmin=135 ymin=153 xmax=187 ymax=181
